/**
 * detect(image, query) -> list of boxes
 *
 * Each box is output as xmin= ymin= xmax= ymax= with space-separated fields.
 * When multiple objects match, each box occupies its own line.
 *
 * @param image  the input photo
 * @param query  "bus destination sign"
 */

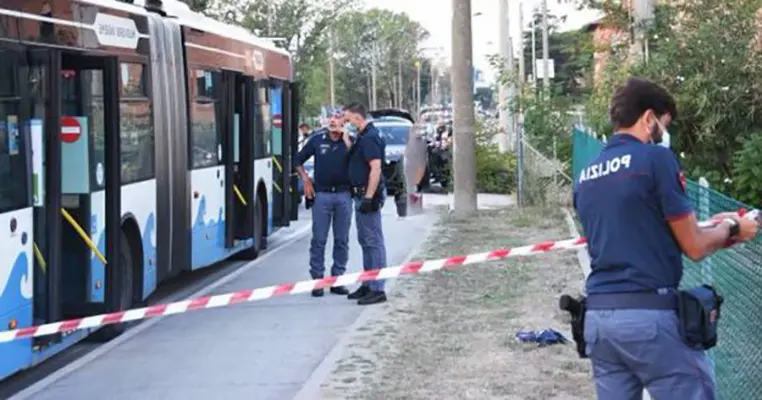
xmin=93 ymin=13 xmax=139 ymax=50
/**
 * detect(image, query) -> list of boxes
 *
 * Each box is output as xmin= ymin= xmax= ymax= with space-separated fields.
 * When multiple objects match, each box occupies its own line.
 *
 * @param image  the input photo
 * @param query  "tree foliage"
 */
xmin=331 ymin=8 xmax=431 ymax=110
xmin=582 ymin=0 xmax=762 ymax=203
xmin=521 ymin=12 xmax=594 ymax=98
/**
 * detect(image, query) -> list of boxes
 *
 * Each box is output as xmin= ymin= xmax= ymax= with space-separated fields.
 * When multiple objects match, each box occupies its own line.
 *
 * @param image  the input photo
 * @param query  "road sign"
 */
xmin=60 ymin=116 xmax=81 ymax=143
xmin=535 ymin=59 xmax=556 ymax=79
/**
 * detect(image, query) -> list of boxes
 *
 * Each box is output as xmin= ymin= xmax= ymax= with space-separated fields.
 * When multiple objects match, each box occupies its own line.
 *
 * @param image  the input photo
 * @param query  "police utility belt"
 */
xmin=350 ymin=185 xmax=383 ymax=199
xmin=316 ymin=184 xmax=350 ymax=193
xmin=560 ymin=285 xmax=723 ymax=358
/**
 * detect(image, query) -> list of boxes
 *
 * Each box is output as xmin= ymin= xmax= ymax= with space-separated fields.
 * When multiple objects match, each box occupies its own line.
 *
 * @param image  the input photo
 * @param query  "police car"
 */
xmin=369 ymin=109 xmax=429 ymax=216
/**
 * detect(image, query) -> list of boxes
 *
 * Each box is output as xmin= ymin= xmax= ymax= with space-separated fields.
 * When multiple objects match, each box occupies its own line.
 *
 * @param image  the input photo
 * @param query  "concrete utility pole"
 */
xmin=415 ymin=60 xmax=421 ymax=115
xmin=329 ymin=30 xmax=335 ymax=106
xmin=531 ymin=13 xmax=537 ymax=85
xmin=451 ymin=0 xmax=478 ymax=213
xmin=497 ymin=0 xmax=514 ymax=153
xmin=398 ymin=59 xmax=403 ymax=108
xmin=541 ymin=0 xmax=550 ymax=93
xmin=518 ymin=3 xmax=525 ymax=88
xmin=371 ymin=41 xmax=378 ymax=109
xmin=631 ymin=0 xmax=654 ymax=63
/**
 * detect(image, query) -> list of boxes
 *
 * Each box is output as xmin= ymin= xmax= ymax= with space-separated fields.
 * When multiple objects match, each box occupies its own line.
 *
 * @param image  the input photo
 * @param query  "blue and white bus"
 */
xmin=0 ymin=0 xmax=300 ymax=380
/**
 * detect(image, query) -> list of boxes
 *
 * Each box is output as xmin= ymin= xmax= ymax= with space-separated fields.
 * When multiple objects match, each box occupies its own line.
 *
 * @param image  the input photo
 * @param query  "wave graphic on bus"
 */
xmin=0 ymin=253 xmax=31 ymax=309
xmin=191 ymin=196 xmax=231 ymax=268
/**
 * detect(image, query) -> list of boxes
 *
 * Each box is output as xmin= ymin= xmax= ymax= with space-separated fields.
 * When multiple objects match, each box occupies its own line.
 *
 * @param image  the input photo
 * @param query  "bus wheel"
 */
xmin=254 ymin=196 xmax=265 ymax=253
xmin=91 ymin=233 xmax=134 ymax=341
xmin=239 ymin=196 xmax=263 ymax=259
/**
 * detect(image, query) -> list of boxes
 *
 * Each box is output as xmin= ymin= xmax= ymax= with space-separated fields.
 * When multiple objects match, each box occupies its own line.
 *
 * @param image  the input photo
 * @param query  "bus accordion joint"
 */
xmin=33 ymin=242 xmax=47 ymax=273
xmin=232 ymin=184 xmax=248 ymax=206
xmin=60 ymin=208 xmax=108 ymax=265
xmin=271 ymin=156 xmax=283 ymax=173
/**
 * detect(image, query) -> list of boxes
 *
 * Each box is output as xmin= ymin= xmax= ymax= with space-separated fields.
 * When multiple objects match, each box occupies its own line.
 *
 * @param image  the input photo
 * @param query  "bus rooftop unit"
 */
xmin=0 ymin=0 xmax=300 ymax=381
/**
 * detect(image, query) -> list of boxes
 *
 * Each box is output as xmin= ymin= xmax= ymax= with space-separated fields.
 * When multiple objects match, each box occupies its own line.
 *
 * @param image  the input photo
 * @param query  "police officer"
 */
xmin=574 ymin=77 xmax=759 ymax=399
xmin=343 ymin=102 xmax=388 ymax=305
xmin=294 ymin=112 xmax=353 ymax=297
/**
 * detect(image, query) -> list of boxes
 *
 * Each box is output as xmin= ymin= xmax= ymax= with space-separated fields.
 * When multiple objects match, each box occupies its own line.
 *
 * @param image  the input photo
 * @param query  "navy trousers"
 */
xmin=585 ymin=309 xmax=716 ymax=400
xmin=353 ymin=193 xmax=388 ymax=292
xmin=309 ymin=191 xmax=352 ymax=279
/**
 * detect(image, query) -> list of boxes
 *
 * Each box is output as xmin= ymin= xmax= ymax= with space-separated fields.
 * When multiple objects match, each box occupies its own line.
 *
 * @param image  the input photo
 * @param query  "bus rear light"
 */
xmin=8 ymin=319 xmax=17 ymax=330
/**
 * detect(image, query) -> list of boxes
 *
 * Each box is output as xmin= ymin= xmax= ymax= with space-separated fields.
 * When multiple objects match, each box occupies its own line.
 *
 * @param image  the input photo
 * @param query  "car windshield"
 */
xmin=376 ymin=124 xmax=410 ymax=145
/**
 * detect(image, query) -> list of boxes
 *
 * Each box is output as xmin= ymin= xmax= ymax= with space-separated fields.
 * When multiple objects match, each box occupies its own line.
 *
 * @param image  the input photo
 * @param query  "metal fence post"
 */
xmin=517 ymin=114 xmax=525 ymax=207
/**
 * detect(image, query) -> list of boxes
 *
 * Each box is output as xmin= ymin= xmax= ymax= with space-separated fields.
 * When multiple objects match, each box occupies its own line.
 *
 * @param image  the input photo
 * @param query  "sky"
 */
xmin=363 ymin=0 xmax=602 ymax=84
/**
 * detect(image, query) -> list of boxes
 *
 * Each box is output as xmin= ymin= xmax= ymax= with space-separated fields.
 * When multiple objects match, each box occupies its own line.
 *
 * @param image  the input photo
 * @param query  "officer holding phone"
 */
xmin=574 ymin=77 xmax=759 ymax=399
xmin=343 ymin=102 xmax=388 ymax=306
xmin=294 ymin=112 xmax=353 ymax=298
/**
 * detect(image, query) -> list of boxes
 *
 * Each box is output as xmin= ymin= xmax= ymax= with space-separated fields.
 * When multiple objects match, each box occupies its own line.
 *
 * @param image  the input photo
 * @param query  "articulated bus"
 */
xmin=0 ymin=0 xmax=301 ymax=380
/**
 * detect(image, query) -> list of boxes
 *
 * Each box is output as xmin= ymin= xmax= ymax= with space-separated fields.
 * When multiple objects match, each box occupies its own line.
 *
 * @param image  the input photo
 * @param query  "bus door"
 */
xmin=57 ymin=53 xmax=123 ymax=323
xmin=288 ymin=82 xmax=300 ymax=222
xmin=270 ymin=82 xmax=288 ymax=227
xmin=0 ymin=45 xmax=50 ymax=373
xmin=223 ymin=70 xmax=254 ymax=250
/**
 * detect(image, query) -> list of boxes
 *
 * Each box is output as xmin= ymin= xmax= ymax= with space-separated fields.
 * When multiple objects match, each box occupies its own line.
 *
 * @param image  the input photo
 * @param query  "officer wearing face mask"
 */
xmin=343 ymin=102 xmax=388 ymax=306
xmin=573 ymin=77 xmax=759 ymax=399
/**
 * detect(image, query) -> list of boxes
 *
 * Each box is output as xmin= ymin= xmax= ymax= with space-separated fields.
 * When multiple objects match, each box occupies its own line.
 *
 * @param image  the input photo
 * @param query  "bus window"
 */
xmin=0 ymin=51 xmax=29 ymax=213
xmin=191 ymin=69 xmax=221 ymax=168
xmin=270 ymin=85 xmax=282 ymax=156
xmin=254 ymin=86 xmax=270 ymax=159
xmin=87 ymin=70 xmax=106 ymax=191
xmin=119 ymin=63 xmax=154 ymax=183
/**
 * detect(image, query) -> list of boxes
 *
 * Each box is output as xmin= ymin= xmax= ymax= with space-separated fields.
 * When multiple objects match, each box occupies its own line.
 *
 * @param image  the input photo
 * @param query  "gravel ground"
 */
xmin=321 ymin=207 xmax=594 ymax=400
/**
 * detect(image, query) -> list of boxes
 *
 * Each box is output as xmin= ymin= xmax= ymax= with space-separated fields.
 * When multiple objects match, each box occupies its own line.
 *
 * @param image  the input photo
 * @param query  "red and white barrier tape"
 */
xmin=0 ymin=209 xmax=757 ymax=343
xmin=0 ymin=237 xmax=587 ymax=343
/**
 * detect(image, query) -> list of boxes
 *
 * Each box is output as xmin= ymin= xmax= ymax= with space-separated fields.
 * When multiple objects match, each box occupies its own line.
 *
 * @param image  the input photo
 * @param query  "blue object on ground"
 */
xmin=515 ymin=329 xmax=568 ymax=346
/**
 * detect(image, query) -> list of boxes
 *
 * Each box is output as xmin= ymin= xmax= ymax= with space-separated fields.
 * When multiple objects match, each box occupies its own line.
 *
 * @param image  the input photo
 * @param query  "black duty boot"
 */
xmin=311 ymin=288 xmax=324 ymax=297
xmin=347 ymin=285 xmax=370 ymax=300
xmin=357 ymin=291 xmax=387 ymax=305
xmin=330 ymin=286 xmax=349 ymax=295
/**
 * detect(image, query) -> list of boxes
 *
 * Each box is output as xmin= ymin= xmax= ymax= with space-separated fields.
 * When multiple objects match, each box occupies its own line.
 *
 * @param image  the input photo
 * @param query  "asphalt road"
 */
xmin=7 ymin=202 xmax=436 ymax=400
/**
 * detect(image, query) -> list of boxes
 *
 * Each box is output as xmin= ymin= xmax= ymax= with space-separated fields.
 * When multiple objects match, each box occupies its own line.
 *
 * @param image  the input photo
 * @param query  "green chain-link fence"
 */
xmin=572 ymin=127 xmax=762 ymax=400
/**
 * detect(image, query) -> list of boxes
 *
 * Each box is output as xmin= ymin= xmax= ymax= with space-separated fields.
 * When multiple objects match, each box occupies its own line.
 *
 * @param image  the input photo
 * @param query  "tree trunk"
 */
xmin=451 ymin=0 xmax=477 ymax=214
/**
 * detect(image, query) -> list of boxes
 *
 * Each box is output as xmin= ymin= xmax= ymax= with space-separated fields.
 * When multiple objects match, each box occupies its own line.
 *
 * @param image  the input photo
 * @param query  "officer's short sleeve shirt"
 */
xmin=348 ymin=122 xmax=386 ymax=187
xmin=574 ymin=134 xmax=694 ymax=294
xmin=294 ymin=131 xmax=350 ymax=188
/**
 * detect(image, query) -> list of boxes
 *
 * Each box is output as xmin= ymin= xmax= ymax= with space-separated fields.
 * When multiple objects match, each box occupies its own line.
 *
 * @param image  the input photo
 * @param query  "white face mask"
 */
xmin=651 ymin=117 xmax=671 ymax=148
xmin=659 ymin=131 xmax=671 ymax=148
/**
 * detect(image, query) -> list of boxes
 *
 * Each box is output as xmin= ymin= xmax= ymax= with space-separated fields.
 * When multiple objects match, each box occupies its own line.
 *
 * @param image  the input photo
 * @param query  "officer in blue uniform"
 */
xmin=343 ymin=102 xmax=388 ymax=305
xmin=574 ymin=77 xmax=758 ymax=399
xmin=294 ymin=112 xmax=354 ymax=297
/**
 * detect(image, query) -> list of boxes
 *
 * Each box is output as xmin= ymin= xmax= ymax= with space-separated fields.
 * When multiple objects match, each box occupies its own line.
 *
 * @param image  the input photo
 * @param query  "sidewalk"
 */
xmin=422 ymin=192 xmax=516 ymax=209
xmin=14 ymin=203 xmax=437 ymax=400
